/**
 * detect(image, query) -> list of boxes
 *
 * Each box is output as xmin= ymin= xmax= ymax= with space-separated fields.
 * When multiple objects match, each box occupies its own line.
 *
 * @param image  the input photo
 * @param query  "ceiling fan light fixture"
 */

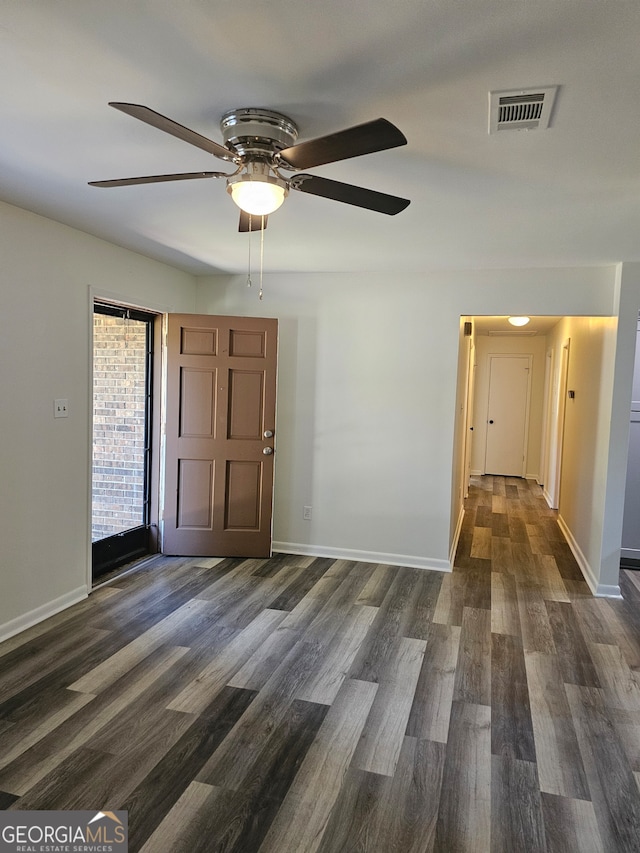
xmin=227 ymin=170 xmax=288 ymax=216
xmin=508 ymin=316 xmax=531 ymax=327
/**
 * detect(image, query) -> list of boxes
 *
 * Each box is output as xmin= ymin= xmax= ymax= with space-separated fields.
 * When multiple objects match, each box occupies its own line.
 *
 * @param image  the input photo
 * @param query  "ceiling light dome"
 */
xmin=227 ymin=167 xmax=288 ymax=216
xmin=508 ymin=316 xmax=530 ymax=327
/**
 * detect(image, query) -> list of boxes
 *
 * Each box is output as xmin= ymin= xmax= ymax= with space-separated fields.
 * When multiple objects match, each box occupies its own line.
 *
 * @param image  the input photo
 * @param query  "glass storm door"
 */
xmin=92 ymin=302 xmax=154 ymax=580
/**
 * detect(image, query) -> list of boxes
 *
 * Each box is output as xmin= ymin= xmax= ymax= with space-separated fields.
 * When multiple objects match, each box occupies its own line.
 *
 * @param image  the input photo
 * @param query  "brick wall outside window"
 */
xmin=92 ymin=314 xmax=147 ymax=542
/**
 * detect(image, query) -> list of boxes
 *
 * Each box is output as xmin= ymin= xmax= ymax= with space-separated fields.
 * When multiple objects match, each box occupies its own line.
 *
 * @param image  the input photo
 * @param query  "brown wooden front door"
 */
xmin=163 ymin=314 xmax=278 ymax=557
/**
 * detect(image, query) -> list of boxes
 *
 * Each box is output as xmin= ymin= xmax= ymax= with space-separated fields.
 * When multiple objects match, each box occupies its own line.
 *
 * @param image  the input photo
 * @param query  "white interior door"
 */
xmin=484 ymin=355 xmax=532 ymax=476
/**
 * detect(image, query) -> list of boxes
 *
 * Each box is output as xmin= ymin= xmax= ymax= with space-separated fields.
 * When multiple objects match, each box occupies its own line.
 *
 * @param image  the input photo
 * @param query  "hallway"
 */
xmin=454 ymin=475 xmax=640 ymax=852
xmin=0 ymin=476 xmax=639 ymax=850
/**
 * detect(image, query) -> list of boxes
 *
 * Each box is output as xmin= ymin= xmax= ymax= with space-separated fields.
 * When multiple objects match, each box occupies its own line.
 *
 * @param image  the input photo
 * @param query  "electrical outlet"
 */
xmin=54 ymin=398 xmax=69 ymax=418
xmin=303 ymin=506 xmax=312 ymax=520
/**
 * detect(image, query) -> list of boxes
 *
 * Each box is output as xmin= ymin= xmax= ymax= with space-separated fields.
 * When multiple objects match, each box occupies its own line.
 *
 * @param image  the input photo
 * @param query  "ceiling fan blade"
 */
xmin=290 ymin=174 xmax=410 ymax=215
xmin=278 ymin=118 xmax=407 ymax=170
xmin=109 ymin=102 xmax=237 ymax=162
xmin=238 ymin=212 xmax=269 ymax=232
xmin=89 ymin=171 xmax=225 ymax=188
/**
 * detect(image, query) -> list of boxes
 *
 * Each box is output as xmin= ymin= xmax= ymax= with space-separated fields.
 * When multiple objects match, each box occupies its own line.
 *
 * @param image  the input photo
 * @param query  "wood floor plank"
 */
xmin=470 ymin=526 xmax=492 ymax=559
xmin=545 ymin=599 xmax=601 ymax=687
xmin=210 ymin=699 xmax=328 ymax=852
xmin=141 ymin=698 xmax=328 ymax=853
xmin=491 ymin=570 xmax=521 ymax=636
xmin=403 ymin=569 xmax=444 ymax=640
xmin=268 ymin=557 xmax=336 ymax=610
xmin=227 ymin=597 xmax=322 ymax=692
xmin=258 ymin=678 xmax=378 ymax=853
xmin=13 ymin=707 xmax=194 ymax=811
xmin=533 ymin=554 xmax=571 ymax=602
xmin=491 ymin=753 xmax=547 ymax=853
xmin=434 ymin=701 xmax=491 ymax=853
xmin=523 ymin=650 xmax=590 ymax=799
xmin=565 ymin=683 xmax=640 ymax=852
xmin=452 ymin=606 xmax=491 ymax=706
xmin=196 ymin=637 xmax=331 ymax=790
xmin=138 ymin=780 xmax=223 ymax=853
xmin=67 ymin=599 xmax=210 ymax=694
xmin=599 ymin=600 xmax=640 ymax=669
xmin=517 ymin=583 xmax=557 ymax=654
xmin=0 ymin=625 xmax=112 ymax=704
xmin=572 ymin=598 xmax=618 ymax=645
xmin=588 ymin=642 xmax=640 ymax=711
xmin=491 ymin=511 xmax=510 ymax=537
xmin=352 ymin=636 xmax=427 ymax=776
xmin=167 ymin=608 xmax=288 ymax=714
xmin=432 ymin=572 xmax=463 ymax=626
xmin=491 ymin=536 xmax=514 ymax=573
xmin=349 ymin=567 xmax=422 ymax=682
xmin=0 ymin=690 xmax=94 ymax=772
xmin=354 ymin=563 xmax=395 ymax=606
xmin=123 ymin=685 xmax=257 ymax=852
xmin=0 ymin=643 xmax=190 ymax=796
xmin=296 ymin=604 xmax=377 ymax=705
xmin=491 ymin=632 xmax=536 ymax=761
xmin=406 ymin=622 xmax=461 ymax=743
xmin=318 ymin=736 xmax=446 ymax=853
xmin=541 ymin=792 xmax=604 ymax=853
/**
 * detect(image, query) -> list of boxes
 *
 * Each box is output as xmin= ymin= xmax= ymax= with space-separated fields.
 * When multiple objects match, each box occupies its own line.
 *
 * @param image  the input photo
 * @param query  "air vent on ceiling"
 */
xmin=489 ymin=86 xmax=558 ymax=134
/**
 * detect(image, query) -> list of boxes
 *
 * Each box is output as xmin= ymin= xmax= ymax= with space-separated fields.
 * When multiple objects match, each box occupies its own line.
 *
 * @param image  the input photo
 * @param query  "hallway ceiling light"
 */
xmin=508 ymin=316 xmax=531 ymax=327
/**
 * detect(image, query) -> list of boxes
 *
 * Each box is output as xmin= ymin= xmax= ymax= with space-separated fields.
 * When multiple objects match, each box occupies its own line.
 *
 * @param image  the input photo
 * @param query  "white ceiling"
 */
xmin=1 ymin=0 xmax=639 ymax=275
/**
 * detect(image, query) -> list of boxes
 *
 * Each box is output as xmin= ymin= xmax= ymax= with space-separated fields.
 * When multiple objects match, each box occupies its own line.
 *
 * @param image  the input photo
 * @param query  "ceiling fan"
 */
xmin=89 ymin=103 xmax=410 ymax=231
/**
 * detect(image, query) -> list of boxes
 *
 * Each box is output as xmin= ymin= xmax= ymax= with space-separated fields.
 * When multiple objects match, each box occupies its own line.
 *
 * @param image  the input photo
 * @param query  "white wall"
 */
xmin=533 ymin=262 xmax=640 ymax=595
xmin=470 ymin=333 xmax=548 ymax=479
xmin=0 ymin=201 xmax=197 ymax=640
xmin=1 ymin=204 xmax=630 ymax=643
xmin=599 ymin=263 xmax=640 ymax=592
xmin=196 ymin=266 xmax=616 ymax=574
xmin=547 ymin=315 xmax=617 ymax=592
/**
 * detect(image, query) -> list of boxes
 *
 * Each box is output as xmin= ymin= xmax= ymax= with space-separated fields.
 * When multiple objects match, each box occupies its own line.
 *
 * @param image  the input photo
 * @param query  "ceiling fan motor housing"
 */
xmin=221 ymin=108 xmax=299 ymax=160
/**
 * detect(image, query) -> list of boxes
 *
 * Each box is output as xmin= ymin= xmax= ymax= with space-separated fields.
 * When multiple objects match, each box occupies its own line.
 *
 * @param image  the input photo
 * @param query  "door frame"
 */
xmin=539 ymin=347 xmax=554 ymax=495
xmin=548 ymin=338 xmax=570 ymax=509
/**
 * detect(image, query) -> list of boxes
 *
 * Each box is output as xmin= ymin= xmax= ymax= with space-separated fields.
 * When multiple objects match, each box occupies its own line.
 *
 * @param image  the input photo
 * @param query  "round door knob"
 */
xmin=263 ymin=430 xmax=274 ymax=438
xmin=263 ymin=447 xmax=274 ymax=455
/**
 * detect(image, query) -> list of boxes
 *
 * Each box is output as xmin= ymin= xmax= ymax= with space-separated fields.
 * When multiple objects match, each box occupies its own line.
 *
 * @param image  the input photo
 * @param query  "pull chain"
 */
xmin=247 ymin=214 xmax=252 ymax=288
xmin=259 ymin=215 xmax=265 ymax=301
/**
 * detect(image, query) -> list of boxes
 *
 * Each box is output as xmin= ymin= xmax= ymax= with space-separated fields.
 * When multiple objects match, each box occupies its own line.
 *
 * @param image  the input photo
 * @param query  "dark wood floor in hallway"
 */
xmin=2 ymin=476 xmax=640 ymax=851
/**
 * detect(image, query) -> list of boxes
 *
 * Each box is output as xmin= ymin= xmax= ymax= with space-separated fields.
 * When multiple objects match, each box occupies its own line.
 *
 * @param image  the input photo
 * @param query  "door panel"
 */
xmin=164 ymin=313 xmax=277 ymax=557
xmin=484 ymin=355 xmax=531 ymax=477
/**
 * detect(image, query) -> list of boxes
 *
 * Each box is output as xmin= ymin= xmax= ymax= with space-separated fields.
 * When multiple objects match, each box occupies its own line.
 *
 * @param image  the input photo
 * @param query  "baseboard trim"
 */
xmin=449 ymin=506 xmax=465 ymax=568
xmin=557 ymin=515 xmax=622 ymax=598
xmin=542 ymin=487 xmax=555 ymax=509
xmin=272 ymin=542 xmax=451 ymax=573
xmin=0 ymin=586 xmax=88 ymax=645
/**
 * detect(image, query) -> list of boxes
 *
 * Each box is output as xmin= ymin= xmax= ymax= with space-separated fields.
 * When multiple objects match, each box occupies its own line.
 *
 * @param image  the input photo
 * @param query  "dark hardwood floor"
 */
xmin=2 ymin=476 xmax=640 ymax=851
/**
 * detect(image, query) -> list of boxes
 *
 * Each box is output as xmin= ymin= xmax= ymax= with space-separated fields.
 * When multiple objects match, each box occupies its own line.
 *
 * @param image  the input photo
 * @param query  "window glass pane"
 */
xmin=92 ymin=313 xmax=147 ymax=541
